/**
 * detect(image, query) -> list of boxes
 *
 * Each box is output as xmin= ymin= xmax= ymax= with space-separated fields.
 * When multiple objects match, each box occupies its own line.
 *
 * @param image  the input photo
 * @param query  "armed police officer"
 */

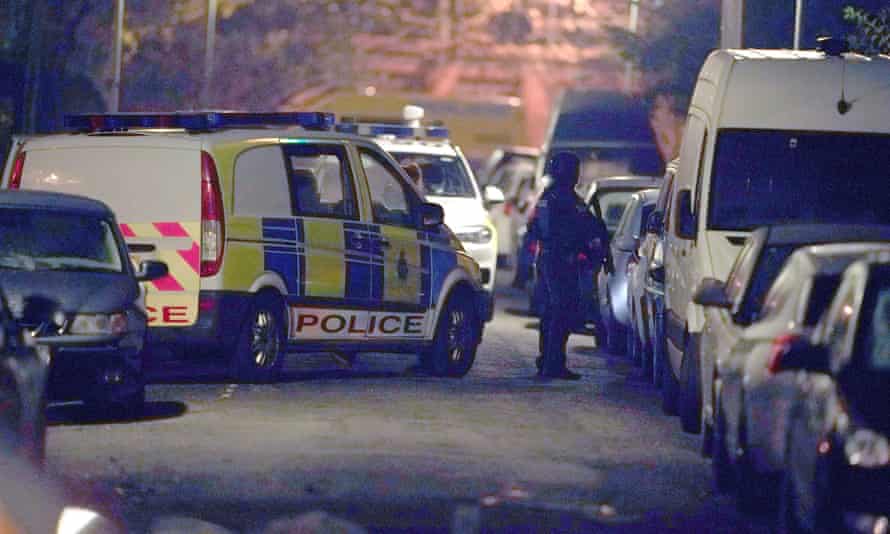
xmin=533 ymin=152 xmax=608 ymax=379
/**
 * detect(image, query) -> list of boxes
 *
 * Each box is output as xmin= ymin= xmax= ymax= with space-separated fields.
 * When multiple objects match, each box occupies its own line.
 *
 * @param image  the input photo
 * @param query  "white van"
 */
xmin=662 ymin=42 xmax=890 ymax=432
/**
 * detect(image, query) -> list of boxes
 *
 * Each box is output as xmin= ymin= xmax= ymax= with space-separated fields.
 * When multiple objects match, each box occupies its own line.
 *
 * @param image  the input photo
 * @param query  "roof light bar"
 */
xmin=64 ymin=112 xmax=335 ymax=132
xmin=334 ymin=122 xmax=450 ymax=140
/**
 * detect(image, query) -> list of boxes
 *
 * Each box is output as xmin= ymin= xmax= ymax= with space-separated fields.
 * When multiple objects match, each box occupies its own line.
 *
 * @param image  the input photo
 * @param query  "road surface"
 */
xmin=44 ymin=279 xmax=769 ymax=533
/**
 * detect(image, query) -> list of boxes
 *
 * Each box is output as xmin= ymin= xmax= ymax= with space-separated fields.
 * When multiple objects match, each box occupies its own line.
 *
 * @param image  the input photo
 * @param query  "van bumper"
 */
xmin=146 ymin=291 xmax=251 ymax=358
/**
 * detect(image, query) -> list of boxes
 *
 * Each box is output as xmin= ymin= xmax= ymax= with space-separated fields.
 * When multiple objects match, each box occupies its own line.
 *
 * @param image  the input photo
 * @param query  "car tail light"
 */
xmin=767 ymin=333 xmax=801 ymax=374
xmin=200 ymin=151 xmax=224 ymax=277
xmin=8 ymin=151 xmax=25 ymax=189
xmin=504 ymin=202 xmax=514 ymax=216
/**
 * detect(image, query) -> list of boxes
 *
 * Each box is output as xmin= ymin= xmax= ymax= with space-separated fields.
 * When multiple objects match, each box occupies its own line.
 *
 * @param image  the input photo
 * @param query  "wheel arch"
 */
xmin=248 ymin=272 xmax=289 ymax=296
xmin=427 ymin=269 xmax=482 ymax=339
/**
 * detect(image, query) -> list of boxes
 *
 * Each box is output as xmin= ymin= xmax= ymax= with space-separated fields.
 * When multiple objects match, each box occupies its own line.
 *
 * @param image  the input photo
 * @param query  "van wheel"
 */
xmin=679 ymin=335 xmax=702 ymax=434
xmin=231 ymin=292 xmax=286 ymax=383
xmin=422 ymin=290 xmax=479 ymax=378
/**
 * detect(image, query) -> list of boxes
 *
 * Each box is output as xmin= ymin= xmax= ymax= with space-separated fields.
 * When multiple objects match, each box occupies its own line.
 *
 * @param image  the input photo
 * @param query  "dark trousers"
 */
xmin=537 ymin=259 xmax=579 ymax=374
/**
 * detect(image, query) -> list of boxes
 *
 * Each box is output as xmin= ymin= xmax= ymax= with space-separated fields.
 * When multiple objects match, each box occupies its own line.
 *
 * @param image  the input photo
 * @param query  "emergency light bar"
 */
xmin=64 ymin=111 xmax=336 ymax=132
xmin=334 ymin=122 xmax=449 ymax=139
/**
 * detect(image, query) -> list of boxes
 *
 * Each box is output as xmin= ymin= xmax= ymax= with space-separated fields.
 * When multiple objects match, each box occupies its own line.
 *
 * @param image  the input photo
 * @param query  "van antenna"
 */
xmin=838 ymin=59 xmax=852 ymax=115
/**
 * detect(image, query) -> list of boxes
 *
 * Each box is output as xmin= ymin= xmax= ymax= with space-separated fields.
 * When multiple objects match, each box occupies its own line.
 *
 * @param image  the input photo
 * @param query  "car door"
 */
xmin=356 ymin=146 xmax=428 ymax=340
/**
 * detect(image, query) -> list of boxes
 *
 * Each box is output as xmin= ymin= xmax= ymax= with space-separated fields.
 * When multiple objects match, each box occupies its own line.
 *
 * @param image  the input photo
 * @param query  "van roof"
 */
xmin=16 ymin=127 xmax=375 ymax=152
xmin=698 ymin=50 xmax=890 ymax=132
xmin=0 ymin=190 xmax=113 ymax=217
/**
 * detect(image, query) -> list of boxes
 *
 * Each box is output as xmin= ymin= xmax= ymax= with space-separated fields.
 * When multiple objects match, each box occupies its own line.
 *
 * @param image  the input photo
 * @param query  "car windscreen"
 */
xmin=862 ymin=274 xmax=890 ymax=372
xmin=737 ymin=244 xmax=796 ymax=324
xmin=709 ymin=130 xmax=890 ymax=231
xmin=0 ymin=208 xmax=123 ymax=273
xmin=391 ymin=152 xmax=476 ymax=198
xmin=594 ymin=189 xmax=641 ymax=234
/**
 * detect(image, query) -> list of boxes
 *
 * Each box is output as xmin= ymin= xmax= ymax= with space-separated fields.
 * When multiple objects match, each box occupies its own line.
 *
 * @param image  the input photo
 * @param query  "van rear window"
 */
xmin=708 ymin=130 xmax=890 ymax=231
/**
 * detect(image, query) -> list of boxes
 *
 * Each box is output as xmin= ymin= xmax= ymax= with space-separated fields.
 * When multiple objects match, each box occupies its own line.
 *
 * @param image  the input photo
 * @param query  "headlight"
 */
xmin=69 ymin=313 xmax=128 ymax=335
xmin=455 ymin=225 xmax=493 ymax=244
xmin=845 ymin=429 xmax=890 ymax=468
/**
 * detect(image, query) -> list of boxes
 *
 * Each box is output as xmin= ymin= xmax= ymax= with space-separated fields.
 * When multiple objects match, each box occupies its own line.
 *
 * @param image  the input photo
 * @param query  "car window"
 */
xmin=390 ymin=152 xmax=475 ymax=198
xmin=233 ymin=146 xmax=291 ymax=217
xmin=614 ymin=196 xmax=638 ymax=239
xmin=360 ymin=149 xmax=416 ymax=227
xmin=826 ymin=281 xmax=859 ymax=371
xmin=736 ymin=245 xmax=796 ymax=324
xmin=724 ymin=241 xmax=757 ymax=306
xmin=595 ymin=189 xmax=639 ymax=234
xmin=759 ymin=265 xmax=796 ymax=321
xmin=285 ymin=144 xmax=357 ymax=220
xmin=803 ymin=275 xmax=842 ymax=326
xmin=0 ymin=209 xmax=123 ymax=273
xmin=637 ymin=203 xmax=655 ymax=238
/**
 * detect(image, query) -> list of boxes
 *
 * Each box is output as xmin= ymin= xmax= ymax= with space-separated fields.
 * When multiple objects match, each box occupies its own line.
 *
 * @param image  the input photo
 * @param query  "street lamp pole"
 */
xmin=110 ymin=0 xmax=125 ymax=112
xmin=202 ymin=0 xmax=218 ymax=108
xmin=793 ymin=0 xmax=804 ymax=50
xmin=624 ymin=0 xmax=640 ymax=92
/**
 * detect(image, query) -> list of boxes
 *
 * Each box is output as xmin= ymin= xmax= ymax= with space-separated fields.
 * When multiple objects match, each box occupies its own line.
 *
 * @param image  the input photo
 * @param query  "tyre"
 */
xmin=661 ymin=352 xmax=680 ymax=415
xmin=422 ymin=289 xmax=480 ymax=378
xmin=230 ymin=292 xmax=286 ymax=383
xmin=712 ymin=398 xmax=734 ymax=493
xmin=679 ymin=335 xmax=702 ymax=434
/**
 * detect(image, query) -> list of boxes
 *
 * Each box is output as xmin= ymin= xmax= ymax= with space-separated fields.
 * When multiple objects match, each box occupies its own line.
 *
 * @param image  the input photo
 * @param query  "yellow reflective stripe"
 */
xmin=303 ymin=219 xmax=346 ymax=298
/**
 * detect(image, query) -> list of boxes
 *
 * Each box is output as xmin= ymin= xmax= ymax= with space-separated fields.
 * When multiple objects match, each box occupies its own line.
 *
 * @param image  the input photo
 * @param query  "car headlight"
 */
xmin=845 ymin=429 xmax=890 ymax=468
xmin=69 ymin=313 xmax=128 ymax=335
xmin=455 ymin=225 xmax=493 ymax=244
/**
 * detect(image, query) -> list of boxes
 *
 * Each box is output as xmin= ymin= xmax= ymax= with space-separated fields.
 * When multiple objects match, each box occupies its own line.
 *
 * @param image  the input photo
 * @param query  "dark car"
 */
xmin=0 ymin=191 xmax=166 ymax=415
xmin=776 ymin=255 xmax=890 ymax=534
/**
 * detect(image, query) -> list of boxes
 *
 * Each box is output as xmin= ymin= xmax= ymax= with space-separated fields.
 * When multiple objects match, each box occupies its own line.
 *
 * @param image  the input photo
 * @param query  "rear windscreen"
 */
xmin=20 ymin=147 xmax=201 ymax=223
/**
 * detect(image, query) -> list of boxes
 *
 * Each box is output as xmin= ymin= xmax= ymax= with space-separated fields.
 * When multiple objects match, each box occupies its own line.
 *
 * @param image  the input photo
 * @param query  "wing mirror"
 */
xmin=646 ymin=211 xmax=664 ymax=235
xmin=483 ymin=185 xmax=506 ymax=207
xmin=648 ymin=264 xmax=665 ymax=284
xmin=693 ymin=278 xmax=731 ymax=308
xmin=419 ymin=202 xmax=445 ymax=229
xmin=135 ymin=260 xmax=168 ymax=282
xmin=676 ymin=190 xmax=697 ymax=240
xmin=767 ymin=334 xmax=830 ymax=374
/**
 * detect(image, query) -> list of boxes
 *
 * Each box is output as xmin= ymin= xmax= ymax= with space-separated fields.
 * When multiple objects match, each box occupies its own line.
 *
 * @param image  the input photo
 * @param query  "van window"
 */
xmin=360 ymin=149 xmax=416 ymax=228
xmin=677 ymin=115 xmax=707 ymax=214
xmin=234 ymin=146 xmax=290 ymax=217
xmin=708 ymin=130 xmax=890 ymax=231
xmin=285 ymin=144 xmax=357 ymax=220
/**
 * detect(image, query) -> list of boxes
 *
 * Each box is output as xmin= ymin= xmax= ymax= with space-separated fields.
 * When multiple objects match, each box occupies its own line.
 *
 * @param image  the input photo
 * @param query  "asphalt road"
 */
xmin=44 ymin=279 xmax=770 ymax=533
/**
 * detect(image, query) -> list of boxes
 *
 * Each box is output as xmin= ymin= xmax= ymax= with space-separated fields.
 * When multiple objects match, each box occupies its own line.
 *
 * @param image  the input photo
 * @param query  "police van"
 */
xmin=335 ymin=106 xmax=504 ymax=305
xmin=2 ymin=112 xmax=489 ymax=381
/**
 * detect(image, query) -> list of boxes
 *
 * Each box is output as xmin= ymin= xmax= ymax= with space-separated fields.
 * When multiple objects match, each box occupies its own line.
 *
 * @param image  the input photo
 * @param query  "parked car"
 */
xmin=0 ymin=190 xmax=167 ymax=415
xmin=696 ymin=236 xmax=890 ymax=512
xmin=664 ymin=45 xmax=890 ymax=443
xmin=691 ymin=225 xmax=890 ymax=442
xmin=485 ymin=151 xmax=538 ymax=266
xmin=597 ymin=189 xmax=659 ymax=354
xmin=777 ymin=254 xmax=890 ymax=534
xmin=627 ymin=161 xmax=677 ymax=381
xmin=478 ymin=145 xmax=539 ymax=188
xmin=584 ymin=176 xmax=662 ymax=240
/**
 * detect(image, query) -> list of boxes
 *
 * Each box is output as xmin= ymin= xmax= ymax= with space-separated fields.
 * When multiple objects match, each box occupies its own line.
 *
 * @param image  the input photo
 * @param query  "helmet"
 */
xmin=547 ymin=152 xmax=580 ymax=187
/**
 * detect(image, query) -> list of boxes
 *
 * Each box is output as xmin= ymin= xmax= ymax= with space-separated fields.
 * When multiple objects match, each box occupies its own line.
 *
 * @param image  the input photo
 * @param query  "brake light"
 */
xmin=767 ymin=333 xmax=801 ymax=374
xmin=8 ymin=151 xmax=25 ymax=189
xmin=200 ymin=151 xmax=224 ymax=277
xmin=504 ymin=202 xmax=514 ymax=216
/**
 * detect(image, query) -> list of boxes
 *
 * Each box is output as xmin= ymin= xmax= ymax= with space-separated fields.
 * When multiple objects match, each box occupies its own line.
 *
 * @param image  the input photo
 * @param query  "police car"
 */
xmin=335 ymin=107 xmax=503 ymax=304
xmin=2 ymin=112 xmax=489 ymax=381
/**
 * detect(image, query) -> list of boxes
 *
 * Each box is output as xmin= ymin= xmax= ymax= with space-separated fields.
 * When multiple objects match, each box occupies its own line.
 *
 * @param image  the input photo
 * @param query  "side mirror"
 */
xmin=646 ymin=211 xmax=664 ymax=235
xmin=768 ymin=334 xmax=830 ymax=374
xmin=649 ymin=264 xmax=665 ymax=284
xmin=693 ymin=278 xmax=731 ymax=308
xmin=135 ymin=260 xmax=168 ymax=282
xmin=676 ymin=190 xmax=697 ymax=240
xmin=483 ymin=185 xmax=506 ymax=207
xmin=419 ymin=202 xmax=445 ymax=229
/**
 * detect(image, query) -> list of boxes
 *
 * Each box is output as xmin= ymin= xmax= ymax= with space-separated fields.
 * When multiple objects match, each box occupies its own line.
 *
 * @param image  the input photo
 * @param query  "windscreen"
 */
xmin=391 ymin=152 xmax=476 ymax=198
xmin=595 ymin=189 xmax=641 ymax=234
xmin=0 ymin=208 xmax=123 ymax=273
xmin=709 ymin=130 xmax=890 ymax=231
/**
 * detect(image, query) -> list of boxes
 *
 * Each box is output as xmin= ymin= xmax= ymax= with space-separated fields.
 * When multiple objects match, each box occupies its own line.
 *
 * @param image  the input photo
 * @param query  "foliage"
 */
xmin=844 ymin=5 xmax=890 ymax=54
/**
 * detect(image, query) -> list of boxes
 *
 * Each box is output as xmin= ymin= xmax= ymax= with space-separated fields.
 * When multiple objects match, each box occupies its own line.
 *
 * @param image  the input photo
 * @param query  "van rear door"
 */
xmin=14 ymin=143 xmax=202 ymax=327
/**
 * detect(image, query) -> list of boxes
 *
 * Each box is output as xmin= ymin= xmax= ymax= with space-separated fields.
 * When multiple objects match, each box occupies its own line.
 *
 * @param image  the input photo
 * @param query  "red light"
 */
xmin=200 ymin=151 xmax=225 ymax=277
xmin=199 ymin=295 xmax=217 ymax=312
xmin=528 ymin=240 xmax=539 ymax=255
xmin=504 ymin=202 xmax=513 ymax=216
xmin=768 ymin=332 xmax=801 ymax=374
xmin=8 ymin=151 xmax=25 ymax=189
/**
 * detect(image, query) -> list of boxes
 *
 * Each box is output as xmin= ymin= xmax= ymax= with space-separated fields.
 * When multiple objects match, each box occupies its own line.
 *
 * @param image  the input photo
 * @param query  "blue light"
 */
xmin=333 ymin=122 xmax=450 ymax=140
xmin=64 ymin=112 xmax=335 ymax=132
xmin=425 ymin=126 xmax=449 ymax=138
xmin=334 ymin=123 xmax=359 ymax=134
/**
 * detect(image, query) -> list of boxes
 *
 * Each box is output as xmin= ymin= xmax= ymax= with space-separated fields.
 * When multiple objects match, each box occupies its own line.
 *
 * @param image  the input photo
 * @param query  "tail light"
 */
xmin=504 ymin=202 xmax=514 ymax=216
xmin=200 ymin=151 xmax=224 ymax=277
xmin=767 ymin=333 xmax=801 ymax=374
xmin=8 ymin=151 xmax=25 ymax=189
xmin=528 ymin=240 xmax=539 ymax=255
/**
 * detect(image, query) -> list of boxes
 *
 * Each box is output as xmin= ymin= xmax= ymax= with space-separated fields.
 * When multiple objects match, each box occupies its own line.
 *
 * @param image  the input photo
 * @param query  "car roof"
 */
xmin=0 ymin=190 xmax=113 ymax=217
xmin=756 ymin=224 xmax=890 ymax=247
xmin=633 ymin=188 xmax=661 ymax=204
xmin=588 ymin=175 xmax=661 ymax=195
xmin=789 ymin=243 xmax=890 ymax=276
xmin=372 ymin=137 xmax=458 ymax=157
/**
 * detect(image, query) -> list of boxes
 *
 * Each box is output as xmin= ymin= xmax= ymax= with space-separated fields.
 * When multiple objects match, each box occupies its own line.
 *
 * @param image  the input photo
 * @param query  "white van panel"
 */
xmin=20 ymin=146 xmax=203 ymax=327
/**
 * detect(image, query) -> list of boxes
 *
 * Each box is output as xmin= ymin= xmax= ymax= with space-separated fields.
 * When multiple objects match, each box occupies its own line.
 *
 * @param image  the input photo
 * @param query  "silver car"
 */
xmin=695 ymin=230 xmax=890 ymax=511
xmin=597 ymin=188 xmax=659 ymax=354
